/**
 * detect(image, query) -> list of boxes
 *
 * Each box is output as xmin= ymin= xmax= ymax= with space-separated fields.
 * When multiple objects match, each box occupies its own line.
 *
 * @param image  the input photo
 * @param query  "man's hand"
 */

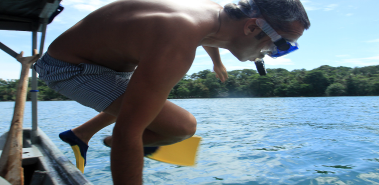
xmin=202 ymin=46 xmax=228 ymax=82
xmin=213 ymin=63 xmax=228 ymax=82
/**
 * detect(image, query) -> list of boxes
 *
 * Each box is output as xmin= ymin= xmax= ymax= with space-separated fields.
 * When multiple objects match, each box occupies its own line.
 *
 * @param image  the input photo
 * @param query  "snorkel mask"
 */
xmin=239 ymin=0 xmax=299 ymax=75
xmin=256 ymin=19 xmax=299 ymax=58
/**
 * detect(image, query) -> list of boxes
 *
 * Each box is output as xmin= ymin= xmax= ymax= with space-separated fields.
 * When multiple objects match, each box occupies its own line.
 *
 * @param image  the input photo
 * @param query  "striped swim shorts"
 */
xmin=34 ymin=53 xmax=134 ymax=112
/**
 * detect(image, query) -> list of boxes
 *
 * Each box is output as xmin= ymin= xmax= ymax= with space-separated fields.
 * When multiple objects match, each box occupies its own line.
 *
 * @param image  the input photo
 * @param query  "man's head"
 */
xmin=223 ymin=0 xmax=310 ymax=61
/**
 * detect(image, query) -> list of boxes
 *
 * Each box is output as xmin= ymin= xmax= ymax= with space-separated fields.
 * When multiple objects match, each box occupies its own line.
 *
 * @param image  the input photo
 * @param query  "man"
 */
xmin=34 ymin=0 xmax=310 ymax=184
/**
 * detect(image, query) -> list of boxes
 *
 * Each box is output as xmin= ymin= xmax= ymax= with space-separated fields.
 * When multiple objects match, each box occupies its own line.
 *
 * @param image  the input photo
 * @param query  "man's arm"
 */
xmin=111 ymin=47 xmax=194 ymax=184
xmin=202 ymin=46 xmax=228 ymax=82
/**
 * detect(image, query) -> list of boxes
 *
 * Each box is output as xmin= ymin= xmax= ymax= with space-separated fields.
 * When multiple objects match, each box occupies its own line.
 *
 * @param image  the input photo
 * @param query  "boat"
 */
xmin=0 ymin=0 xmax=93 ymax=184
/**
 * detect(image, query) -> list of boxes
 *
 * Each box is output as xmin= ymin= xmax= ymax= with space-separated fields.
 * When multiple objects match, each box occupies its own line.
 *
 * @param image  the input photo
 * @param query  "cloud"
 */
xmin=220 ymin=49 xmax=231 ymax=55
xmin=340 ymin=56 xmax=379 ymax=66
xmin=51 ymin=17 xmax=66 ymax=24
xmin=212 ymin=0 xmax=238 ymax=6
xmin=336 ymin=55 xmax=350 ymax=58
xmin=63 ymin=0 xmax=115 ymax=11
xmin=324 ymin=4 xmax=338 ymax=11
xmin=0 ymin=62 xmax=24 ymax=80
xmin=195 ymin=54 xmax=209 ymax=58
xmin=300 ymin=0 xmax=319 ymax=11
xmin=60 ymin=0 xmax=85 ymax=6
xmin=73 ymin=4 xmax=99 ymax=12
xmin=299 ymin=1 xmax=339 ymax=12
xmin=225 ymin=64 xmax=256 ymax=71
xmin=366 ymin=39 xmax=379 ymax=43
xmin=195 ymin=48 xmax=230 ymax=58
xmin=0 ymin=30 xmax=29 ymax=38
xmin=218 ymin=0 xmax=232 ymax=6
xmin=346 ymin=13 xmax=353 ymax=17
xmin=264 ymin=56 xmax=294 ymax=66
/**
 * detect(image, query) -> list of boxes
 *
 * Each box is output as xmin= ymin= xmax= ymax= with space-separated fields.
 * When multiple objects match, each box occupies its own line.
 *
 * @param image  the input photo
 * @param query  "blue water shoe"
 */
xmin=59 ymin=130 xmax=88 ymax=173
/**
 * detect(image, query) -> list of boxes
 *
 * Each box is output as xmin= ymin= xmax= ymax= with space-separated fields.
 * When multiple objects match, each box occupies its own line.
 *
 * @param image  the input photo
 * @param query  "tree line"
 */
xmin=1 ymin=65 xmax=379 ymax=101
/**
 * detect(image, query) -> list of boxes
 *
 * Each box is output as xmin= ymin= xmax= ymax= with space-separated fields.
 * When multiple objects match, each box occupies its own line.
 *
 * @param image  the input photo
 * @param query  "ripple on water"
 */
xmin=1 ymin=97 xmax=379 ymax=184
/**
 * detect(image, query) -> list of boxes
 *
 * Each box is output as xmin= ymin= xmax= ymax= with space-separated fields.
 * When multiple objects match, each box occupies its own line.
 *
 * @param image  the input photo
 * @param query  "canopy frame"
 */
xmin=0 ymin=0 xmax=62 ymax=143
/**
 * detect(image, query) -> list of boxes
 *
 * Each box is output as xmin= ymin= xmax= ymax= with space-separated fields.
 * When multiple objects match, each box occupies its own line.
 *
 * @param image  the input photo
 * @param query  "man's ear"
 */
xmin=244 ymin=18 xmax=260 ymax=35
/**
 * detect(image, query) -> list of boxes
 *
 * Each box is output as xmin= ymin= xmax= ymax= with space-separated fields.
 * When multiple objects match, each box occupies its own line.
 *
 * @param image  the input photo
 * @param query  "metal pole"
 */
xmin=31 ymin=30 xmax=38 ymax=144
xmin=38 ymin=19 xmax=48 ymax=57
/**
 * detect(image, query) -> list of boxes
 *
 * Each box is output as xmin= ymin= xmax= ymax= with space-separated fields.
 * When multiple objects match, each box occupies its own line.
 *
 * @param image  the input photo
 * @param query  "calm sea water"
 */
xmin=1 ymin=97 xmax=379 ymax=185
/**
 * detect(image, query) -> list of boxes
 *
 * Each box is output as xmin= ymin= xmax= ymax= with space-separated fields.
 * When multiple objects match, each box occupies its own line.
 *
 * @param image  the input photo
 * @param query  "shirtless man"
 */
xmin=34 ymin=0 xmax=310 ymax=184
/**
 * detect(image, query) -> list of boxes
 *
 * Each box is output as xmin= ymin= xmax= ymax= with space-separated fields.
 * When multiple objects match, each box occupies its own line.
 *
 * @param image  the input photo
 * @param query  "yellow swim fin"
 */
xmin=70 ymin=145 xmax=86 ymax=173
xmin=146 ymin=136 xmax=201 ymax=166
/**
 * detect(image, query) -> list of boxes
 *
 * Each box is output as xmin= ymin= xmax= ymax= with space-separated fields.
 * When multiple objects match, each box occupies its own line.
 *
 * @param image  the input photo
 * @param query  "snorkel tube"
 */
xmin=253 ymin=19 xmax=274 ymax=76
xmin=254 ymin=58 xmax=267 ymax=76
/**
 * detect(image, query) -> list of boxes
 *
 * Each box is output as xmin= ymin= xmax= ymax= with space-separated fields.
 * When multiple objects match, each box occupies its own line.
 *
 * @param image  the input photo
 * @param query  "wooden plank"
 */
xmin=0 ymin=41 xmax=18 ymax=59
xmin=0 ymin=50 xmax=40 ymax=185
xmin=0 ymin=146 xmax=43 ymax=159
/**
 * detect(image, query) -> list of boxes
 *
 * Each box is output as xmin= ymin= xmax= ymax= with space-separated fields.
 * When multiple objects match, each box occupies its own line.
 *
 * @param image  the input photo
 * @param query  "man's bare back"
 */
xmin=48 ymin=0 xmax=222 ymax=72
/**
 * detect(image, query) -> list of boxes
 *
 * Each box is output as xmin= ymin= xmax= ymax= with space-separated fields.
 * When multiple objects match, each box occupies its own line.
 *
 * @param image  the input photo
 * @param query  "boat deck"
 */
xmin=0 ymin=128 xmax=92 ymax=185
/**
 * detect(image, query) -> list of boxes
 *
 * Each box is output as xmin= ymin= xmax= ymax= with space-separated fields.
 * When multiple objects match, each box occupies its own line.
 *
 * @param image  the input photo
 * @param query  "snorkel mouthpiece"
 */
xmin=254 ymin=58 xmax=267 ymax=76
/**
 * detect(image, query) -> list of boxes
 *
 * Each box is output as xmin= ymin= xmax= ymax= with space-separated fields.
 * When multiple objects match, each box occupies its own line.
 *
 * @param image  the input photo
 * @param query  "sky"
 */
xmin=0 ymin=0 xmax=378 ymax=80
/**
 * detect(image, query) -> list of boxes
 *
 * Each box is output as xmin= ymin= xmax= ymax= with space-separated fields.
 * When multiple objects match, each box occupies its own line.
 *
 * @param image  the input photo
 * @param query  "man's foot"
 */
xmin=102 ymin=136 xmax=112 ymax=147
xmin=59 ymin=130 xmax=88 ymax=173
xmin=144 ymin=146 xmax=159 ymax=156
xmin=102 ymin=136 xmax=159 ymax=156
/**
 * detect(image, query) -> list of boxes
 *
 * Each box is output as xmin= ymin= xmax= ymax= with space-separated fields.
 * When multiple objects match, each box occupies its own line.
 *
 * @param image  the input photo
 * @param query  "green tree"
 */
xmin=346 ymin=76 xmax=358 ymax=96
xmin=370 ymin=81 xmax=379 ymax=95
xmin=303 ymin=70 xmax=329 ymax=96
xmin=190 ymin=69 xmax=211 ymax=80
xmin=2 ymin=65 xmax=379 ymax=101
xmin=249 ymin=75 xmax=274 ymax=97
xmin=326 ymin=83 xmax=346 ymax=96
xmin=285 ymin=82 xmax=311 ymax=97
xmin=176 ymin=86 xmax=190 ymax=98
xmin=204 ymin=73 xmax=223 ymax=98
xmin=225 ymin=75 xmax=239 ymax=97
xmin=186 ymin=79 xmax=209 ymax=98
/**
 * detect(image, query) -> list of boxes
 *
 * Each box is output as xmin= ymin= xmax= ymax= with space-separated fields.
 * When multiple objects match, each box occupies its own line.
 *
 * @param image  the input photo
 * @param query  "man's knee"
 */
xmin=145 ymin=114 xmax=197 ymax=146
xmin=178 ymin=114 xmax=197 ymax=139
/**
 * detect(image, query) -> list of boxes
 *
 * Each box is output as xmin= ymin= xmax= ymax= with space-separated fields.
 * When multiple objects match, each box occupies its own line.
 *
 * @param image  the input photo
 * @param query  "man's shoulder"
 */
xmin=114 ymin=0 xmax=219 ymax=37
xmin=132 ymin=13 xmax=207 ymax=50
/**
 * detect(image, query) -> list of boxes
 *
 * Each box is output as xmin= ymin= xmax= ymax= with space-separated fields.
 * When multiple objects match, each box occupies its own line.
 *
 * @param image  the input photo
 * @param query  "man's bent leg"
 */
xmin=71 ymin=112 xmax=116 ymax=144
xmin=143 ymin=100 xmax=197 ymax=146
xmin=103 ymin=96 xmax=197 ymax=147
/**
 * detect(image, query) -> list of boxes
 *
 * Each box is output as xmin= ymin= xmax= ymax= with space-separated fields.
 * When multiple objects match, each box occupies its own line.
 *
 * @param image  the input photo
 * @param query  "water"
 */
xmin=1 ymin=97 xmax=379 ymax=184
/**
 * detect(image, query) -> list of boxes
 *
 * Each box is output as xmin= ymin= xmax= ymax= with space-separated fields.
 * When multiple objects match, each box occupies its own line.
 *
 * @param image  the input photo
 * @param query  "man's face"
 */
xmin=231 ymin=20 xmax=305 ymax=62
